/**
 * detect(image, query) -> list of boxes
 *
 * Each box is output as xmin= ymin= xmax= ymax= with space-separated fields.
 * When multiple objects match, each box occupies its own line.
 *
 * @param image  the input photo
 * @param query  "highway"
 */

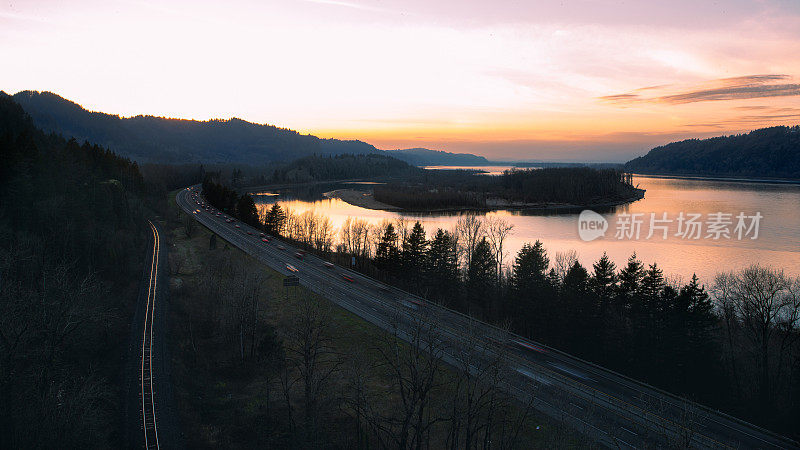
xmin=177 ymin=186 xmax=797 ymax=449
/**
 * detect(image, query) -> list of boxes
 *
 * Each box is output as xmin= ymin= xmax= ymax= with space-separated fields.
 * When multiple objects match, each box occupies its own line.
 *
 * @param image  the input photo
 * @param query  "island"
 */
xmin=325 ymin=167 xmax=645 ymax=212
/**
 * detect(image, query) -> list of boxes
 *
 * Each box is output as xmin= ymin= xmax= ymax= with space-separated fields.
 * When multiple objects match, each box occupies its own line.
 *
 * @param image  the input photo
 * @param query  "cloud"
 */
xmin=679 ymin=109 xmax=800 ymax=129
xmin=0 ymin=11 xmax=50 ymax=23
xmin=599 ymin=74 xmax=800 ymax=105
xmin=299 ymin=0 xmax=390 ymax=13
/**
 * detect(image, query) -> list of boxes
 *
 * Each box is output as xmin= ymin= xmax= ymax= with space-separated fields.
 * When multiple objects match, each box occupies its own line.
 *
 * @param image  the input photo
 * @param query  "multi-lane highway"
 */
xmin=177 ymin=186 xmax=797 ymax=449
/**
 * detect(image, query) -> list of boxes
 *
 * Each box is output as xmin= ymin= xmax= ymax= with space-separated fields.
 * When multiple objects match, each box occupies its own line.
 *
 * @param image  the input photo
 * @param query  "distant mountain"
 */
xmin=385 ymin=147 xmax=490 ymax=166
xmin=625 ymin=126 xmax=800 ymax=179
xmin=10 ymin=90 xmax=381 ymax=164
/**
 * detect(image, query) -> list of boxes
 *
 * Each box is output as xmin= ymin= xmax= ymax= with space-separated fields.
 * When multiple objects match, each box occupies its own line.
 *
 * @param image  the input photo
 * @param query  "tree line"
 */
xmin=0 ymin=93 xmax=154 ymax=447
xmin=11 ymin=90 xmax=381 ymax=165
xmin=214 ymin=190 xmax=800 ymax=437
xmin=624 ymin=125 xmax=800 ymax=179
xmin=373 ymin=167 xmax=641 ymax=210
xmin=270 ymin=153 xmax=423 ymax=183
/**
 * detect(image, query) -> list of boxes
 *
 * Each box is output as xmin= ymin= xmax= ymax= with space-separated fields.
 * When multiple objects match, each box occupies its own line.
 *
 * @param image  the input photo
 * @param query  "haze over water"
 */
xmin=254 ymin=173 xmax=800 ymax=285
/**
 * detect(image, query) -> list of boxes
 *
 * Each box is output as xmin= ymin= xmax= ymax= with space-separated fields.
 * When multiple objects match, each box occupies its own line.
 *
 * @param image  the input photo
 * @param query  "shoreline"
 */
xmin=324 ymin=188 xmax=645 ymax=213
xmin=323 ymin=189 xmax=402 ymax=211
xmin=632 ymin=173 xmax=800 ymax=185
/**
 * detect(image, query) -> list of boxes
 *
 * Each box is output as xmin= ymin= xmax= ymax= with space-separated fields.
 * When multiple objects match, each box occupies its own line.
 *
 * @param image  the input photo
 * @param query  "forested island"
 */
xmin=625 ymin=125 xmax=800 ymax=179
xmin=331 ymin=167 xmax=645 ymax=212
xmin=269 ymin=153 xmax=423 ymax=182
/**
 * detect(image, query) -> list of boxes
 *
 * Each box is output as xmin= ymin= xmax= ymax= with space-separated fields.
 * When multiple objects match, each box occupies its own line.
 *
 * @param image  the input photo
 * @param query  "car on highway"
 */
xmin=277 ymin=245 xmax=286 ymax=250
xmin=340 ymin=273 xmax=355 ymax=282
xmin=247 ymin=231 xmax=253 ymax=235
xmin=286 ymin=264 xmax=298 ymax=273
xmin=513 ymin=339 xmax=547 ymax=353
xmin=401 ymin=299 xmax=418 ymax=310
xmin=261 ymin=237 xmax=270 ymax=243
xmin=235 ymin=224 xmax=240 ymax=228
xmin=294 ymin=252 xmax=304 ymax=259
xmin=323 ymin=261 xmax=334 ymax=269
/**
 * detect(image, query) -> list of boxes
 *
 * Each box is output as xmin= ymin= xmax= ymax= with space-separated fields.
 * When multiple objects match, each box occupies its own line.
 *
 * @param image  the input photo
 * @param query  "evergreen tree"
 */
xmin=264 ymin=203 xmax=287 ymax=235
xmin=236 ymin=194 xmax=260 ymax=228
xmin=508 ymin=241 xmax=554 ymax=340
xmin=466 ymin=238 xmax=496 ymax=313
xmin=375 ymin=223 xmax=400 ymax=271
xmin=426 ymin=229 xmax=460 ymax=302
xmin=641 ymin=263 xmax=667 ymax=313
xmin=563 ymin=260 xmax=590 ymax=294
xmin=591 ymin=252 xmax=618 ymax=298
xmin=509 ymin=241 xmax=550 ymax=294
xmin=546 ymin=268 xmax=560 ymax=290
xmin=402 ymin=221 xmax=428 ymax=277
xmin=618 ymin=253 xmax=645 ymax=296
xmin=671 ymin=274 xmax=719 ymax=394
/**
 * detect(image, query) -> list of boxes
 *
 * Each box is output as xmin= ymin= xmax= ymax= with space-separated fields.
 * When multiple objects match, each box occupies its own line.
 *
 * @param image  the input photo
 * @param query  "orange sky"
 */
xmin=2 ymin=0 xmax=799 ymax=161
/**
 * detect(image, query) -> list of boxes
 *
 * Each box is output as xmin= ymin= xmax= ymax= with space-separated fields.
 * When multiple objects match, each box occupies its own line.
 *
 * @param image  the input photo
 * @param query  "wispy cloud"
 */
xmin=0 ymin=11 xmax=50 ymax=23
xmin=299 ymin=0 xmax=390 ymax=13
xmin=680 ymin=108 xmax=800 ymax=129
xmin=600 ymin=74 xmax=800 ymax=105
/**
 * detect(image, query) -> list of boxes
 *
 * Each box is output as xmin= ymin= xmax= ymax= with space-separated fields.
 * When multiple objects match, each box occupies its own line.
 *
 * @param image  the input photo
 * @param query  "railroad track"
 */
xmin=141 ymin=220 xmax=161 ymax=449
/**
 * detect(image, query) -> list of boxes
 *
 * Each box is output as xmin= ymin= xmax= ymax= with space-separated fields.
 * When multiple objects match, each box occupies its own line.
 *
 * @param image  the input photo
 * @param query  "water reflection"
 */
xmin=253 ymin=176 xmax=800 ymax=283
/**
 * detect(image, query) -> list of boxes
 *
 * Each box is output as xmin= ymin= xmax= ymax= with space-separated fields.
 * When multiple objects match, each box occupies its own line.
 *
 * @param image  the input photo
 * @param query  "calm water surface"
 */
xmin=253 ymin=175 xmax=800 ymax=284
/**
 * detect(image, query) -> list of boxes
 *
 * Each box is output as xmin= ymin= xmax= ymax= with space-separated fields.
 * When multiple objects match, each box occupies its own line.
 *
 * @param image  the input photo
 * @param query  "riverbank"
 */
xmin=323 ymin=188 xmax=402 ymax=211
xmin=632 ymin=173 xmax=800 ymax=185
xmin=325 ymin=187 xmax=645 ymax=213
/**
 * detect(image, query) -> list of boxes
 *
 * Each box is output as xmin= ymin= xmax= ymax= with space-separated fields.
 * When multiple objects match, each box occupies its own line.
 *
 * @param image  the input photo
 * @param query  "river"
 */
xmin=252 ymin=172 xmax=800 ymax=285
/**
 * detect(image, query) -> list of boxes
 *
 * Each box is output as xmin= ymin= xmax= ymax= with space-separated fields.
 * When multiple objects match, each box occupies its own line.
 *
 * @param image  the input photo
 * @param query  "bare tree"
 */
xmin=283 ymin=293 xmax=340 ymax=437
xmin=446 ymin=318 xmax=522 ymax=450
xmin=375 ymin=308 xmax=446 ymax=449
xmin=395 ymin=217 xmax=411 ymax=249
xmin=485 ymin=217 xmax=514 ymax=284
xmin=713 ymin=265 xmax=800 ymax=410
xmin=455 ymin=215 xmax=484 ymax=272
xmin=314 ymin=214 xmax=334 ymax=252
xmin=553 ymin=250 xmax=578 ymax=282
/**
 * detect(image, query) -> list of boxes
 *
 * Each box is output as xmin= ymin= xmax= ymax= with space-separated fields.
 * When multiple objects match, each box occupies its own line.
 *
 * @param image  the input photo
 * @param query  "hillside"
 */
xmin=10 ymin=90 xmax=381 ymax=164
xmin=270 ymin=153 xmax=423 ymax=182
xmin=0 ymin=92 xmax=150 ymax=447
xmin=625 ymin=126 xmax=800 ymax=179
xmin=385 ymin=147 xmax=490 ymax=166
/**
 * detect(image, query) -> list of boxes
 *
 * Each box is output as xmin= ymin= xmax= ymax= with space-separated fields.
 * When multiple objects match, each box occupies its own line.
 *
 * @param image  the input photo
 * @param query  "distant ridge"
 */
xmin=624 ymin=126 xmax=800 ymax=179
xmin=384 ymin=147 xmax=490 ymax=166
xmin=10 ymin=90 xmax=382 ymax=164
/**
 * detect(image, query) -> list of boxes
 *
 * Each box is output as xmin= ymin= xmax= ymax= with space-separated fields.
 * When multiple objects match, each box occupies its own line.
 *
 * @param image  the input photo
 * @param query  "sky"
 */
xmin=1 ymin=0 xmax=799 ymax=162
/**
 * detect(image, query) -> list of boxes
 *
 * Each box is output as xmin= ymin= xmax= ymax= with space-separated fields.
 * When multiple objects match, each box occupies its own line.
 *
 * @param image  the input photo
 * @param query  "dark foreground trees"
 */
xmin=261 ymin=207 xmax=799 ymax=437
xmin=0 ymin=94 xmax=150 ymax=447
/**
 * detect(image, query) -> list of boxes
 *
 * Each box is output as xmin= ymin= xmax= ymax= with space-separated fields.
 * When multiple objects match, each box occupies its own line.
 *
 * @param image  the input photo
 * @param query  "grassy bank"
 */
xmin=164 ymin=190 xmax=584 ymax=448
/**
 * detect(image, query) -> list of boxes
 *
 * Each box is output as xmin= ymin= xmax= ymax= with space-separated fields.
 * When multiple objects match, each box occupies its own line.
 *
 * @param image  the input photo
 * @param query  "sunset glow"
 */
xmin=2 ymin=0 xmax=799 ymax=160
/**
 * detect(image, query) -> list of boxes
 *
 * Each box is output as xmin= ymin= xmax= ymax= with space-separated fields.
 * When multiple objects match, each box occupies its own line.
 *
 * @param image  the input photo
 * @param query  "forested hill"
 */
xmin=270 ymin=153 xmax=423 ymax=182
xmin=385 ymin=147 xmax=490 ymax=166
xmin=0 ymin=92 xmax=150 ymax=446
xmin=9 ymin=90 xmax=381 ymax=164
xmin=624 ymin=126 xmax=800 ymax=179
